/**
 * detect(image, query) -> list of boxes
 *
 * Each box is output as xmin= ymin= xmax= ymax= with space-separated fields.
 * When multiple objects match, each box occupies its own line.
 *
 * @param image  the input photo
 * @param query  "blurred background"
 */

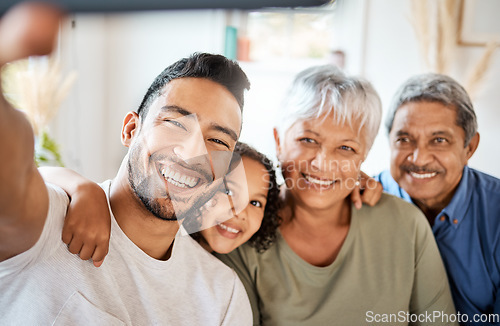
xmin=3 ymin=0 xmax=499 ymax=181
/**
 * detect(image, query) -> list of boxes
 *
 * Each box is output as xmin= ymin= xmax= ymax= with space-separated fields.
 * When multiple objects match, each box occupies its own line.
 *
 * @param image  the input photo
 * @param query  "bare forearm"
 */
xmin=0 ymin=101 xmax=38 ymax=216
xmin=39 ymin=167 xmax=100 ymax=199
xmin=0 ymin=100 xmax=49 ymax=261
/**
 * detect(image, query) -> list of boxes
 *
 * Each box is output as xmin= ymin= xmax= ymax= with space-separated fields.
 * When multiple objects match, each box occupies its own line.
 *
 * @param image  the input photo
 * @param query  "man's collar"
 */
xmin=436 ymin=166 xmax=472 ymax=228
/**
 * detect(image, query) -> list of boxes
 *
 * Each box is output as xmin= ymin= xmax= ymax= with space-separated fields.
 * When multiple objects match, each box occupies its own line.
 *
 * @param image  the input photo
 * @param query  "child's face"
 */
xmin=200 ymin=156 xmax=270 ymax=254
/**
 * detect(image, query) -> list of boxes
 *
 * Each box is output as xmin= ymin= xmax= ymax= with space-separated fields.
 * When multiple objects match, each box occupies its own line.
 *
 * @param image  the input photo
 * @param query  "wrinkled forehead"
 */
xmin=394 ymin=101 xmax=458 ymax=127
xmin=391 ymin=102 xmax=468 ymax=141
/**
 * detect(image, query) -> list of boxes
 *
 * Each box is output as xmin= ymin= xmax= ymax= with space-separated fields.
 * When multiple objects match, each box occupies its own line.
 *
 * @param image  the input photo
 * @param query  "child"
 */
xmin=195 ymin=142 xmax=280 ymax=254
xmin=40 ymin=142 xmax=281 ymax=264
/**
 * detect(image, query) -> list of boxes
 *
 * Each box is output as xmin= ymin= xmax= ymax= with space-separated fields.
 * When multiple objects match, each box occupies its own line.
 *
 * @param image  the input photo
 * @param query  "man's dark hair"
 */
xmin=137 ymin=52 xmax=250 ymax=120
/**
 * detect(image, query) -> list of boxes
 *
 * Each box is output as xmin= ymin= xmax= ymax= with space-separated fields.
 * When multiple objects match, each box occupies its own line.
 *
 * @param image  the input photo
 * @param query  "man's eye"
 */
xmin=299 ymin=137 xmax=316 ymax=144
xmin=396 ymin=137 xmax=410 ymax=143
xmin=165 ymin=119 xmax=186 ymax=131
xmin=250 ymin=200 xmax=263 ymax=208
xmin=209 ymin=138 xmax=230 ymax=149
xmin=434 ymin=137 xmax=448 ymax=144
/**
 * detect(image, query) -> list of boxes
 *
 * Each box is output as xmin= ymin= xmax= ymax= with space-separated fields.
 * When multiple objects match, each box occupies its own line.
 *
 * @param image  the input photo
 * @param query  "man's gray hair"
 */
xmin=385 ymin=73 xmax=478 ymax=146
xmin=275 ymin=65 xmax=382 ymax=155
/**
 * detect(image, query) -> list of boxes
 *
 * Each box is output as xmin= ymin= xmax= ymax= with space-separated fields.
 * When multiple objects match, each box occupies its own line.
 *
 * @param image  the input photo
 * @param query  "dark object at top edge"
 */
xmin=0 ymin=0 xmax=333 ymax=15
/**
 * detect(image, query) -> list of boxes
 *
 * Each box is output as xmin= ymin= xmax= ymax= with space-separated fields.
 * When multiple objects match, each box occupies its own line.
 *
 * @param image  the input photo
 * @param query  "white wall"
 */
xmin=50 ymin=1 xmax=500 ymax=182
xmin=53 ymin=15 xmax=109 ymax=181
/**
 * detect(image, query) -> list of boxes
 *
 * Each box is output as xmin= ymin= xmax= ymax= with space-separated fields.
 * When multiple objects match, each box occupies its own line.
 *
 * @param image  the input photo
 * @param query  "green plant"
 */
xmin=35 ymin=130 xmax=64 ymax=167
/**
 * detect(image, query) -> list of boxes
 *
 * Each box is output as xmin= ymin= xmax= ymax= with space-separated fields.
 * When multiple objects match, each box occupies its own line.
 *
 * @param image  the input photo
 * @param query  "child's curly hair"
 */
xmin=233 ymin=142 xmax=281 ymax=252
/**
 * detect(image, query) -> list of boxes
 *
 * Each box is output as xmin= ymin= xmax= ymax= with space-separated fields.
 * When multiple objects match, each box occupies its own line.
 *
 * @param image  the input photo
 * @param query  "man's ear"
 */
xmin=465 ymin=132 xmax=480 ymax=161
xmin=121 ymin=112 xmax=140 ymax=147
xmin=273 ymin=127 xmax=282 ymax=160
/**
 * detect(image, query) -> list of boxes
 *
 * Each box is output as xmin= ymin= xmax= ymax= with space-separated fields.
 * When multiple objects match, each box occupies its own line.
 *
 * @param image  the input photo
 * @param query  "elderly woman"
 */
xmin=217 ymin=66 xmax=457 ymax=325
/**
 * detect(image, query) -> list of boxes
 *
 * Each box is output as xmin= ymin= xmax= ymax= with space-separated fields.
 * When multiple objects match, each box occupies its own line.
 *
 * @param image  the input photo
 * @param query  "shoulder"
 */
xmin=0 ymin=183 xmax=68 ymax=273
xmin=357 ymin=193 xmax=430 ymax=240
xmin=180 ymin=234 xmax=240 ymax=278
xmin=468 ymin=167 xmax=500 ymax=194
xmin=46 ymin=183 xmax=70 ymax=209
xmin=361 ymin=193 xmax=423 ymax=222
xmin=222 ymin=241 xmax=267 ymax=261
xmin=375 ymin=170 xmax=413 ymax=201
xmin=98 ymin=179 xmax=112 ymax=193
xmin=374 ymin=170 xmax=390 ymax=182
xmin=375 ymin=170 xmax=397 ymax=189
xmin=465 ymin=168 xmax=500 ymax=221
xmin=32 ymin=183 xmax=69 ymax=245
xmin=44 ymin=183 xmax=70 ymax=235
xmin=40 ymin=183 xmax=69 ymax=240
xmin=466 ymin=168 xmax=500 ymax=237
xmin=176 ymin=235 xmax=251 ymax=308
xmin=217 ymin=241 xmax=279 ymax=275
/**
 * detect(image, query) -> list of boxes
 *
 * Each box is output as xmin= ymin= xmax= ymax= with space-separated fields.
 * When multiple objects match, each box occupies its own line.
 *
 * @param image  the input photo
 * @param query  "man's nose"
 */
xmin=407 ymin=146 xmax=433 ymax=166
xmin=173 ymin=128 xmax=207 ymax=162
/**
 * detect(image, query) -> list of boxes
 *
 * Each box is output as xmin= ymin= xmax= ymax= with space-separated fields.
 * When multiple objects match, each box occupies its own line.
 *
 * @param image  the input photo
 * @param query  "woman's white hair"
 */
xmin=275 ymin=65 xmax=382 ymax=155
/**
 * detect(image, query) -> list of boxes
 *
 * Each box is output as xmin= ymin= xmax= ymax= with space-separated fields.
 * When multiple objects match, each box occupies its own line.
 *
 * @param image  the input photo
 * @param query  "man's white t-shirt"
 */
xmin=0 ymin=181 xmax=252 ymax=325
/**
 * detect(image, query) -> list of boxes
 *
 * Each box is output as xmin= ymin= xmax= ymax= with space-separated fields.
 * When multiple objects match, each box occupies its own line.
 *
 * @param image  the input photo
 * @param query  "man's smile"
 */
xmin=408 ymin=171 xmax=438 ymax=180
xmin=160 ymin=165 xmax=200 ymax=188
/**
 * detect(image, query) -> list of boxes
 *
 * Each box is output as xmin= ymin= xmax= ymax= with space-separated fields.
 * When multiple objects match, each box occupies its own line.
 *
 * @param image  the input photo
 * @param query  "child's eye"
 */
xmin=250 ymin=200 xmax=263 ymax=208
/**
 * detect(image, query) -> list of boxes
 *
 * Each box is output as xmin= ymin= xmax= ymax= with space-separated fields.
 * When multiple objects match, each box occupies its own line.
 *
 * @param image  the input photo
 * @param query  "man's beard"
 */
xmin=126 ymin=146 xmax=223 ymax=228
xmin=128 ymin=164 xmax=177 ymax=221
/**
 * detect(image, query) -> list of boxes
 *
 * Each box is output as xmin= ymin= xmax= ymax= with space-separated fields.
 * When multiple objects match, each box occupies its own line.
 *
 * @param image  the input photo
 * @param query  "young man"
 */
xmin=378 ymin=73 xmax=500 ymax=325
xmin=0 ymin=3 xmax=252 ymax=325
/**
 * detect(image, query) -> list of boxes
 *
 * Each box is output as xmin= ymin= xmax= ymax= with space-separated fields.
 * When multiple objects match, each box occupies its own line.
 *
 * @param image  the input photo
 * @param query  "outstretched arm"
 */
xmin=39 ymin=167 xmax=111 ymax=267
xmin=0 ymin=3 xmax=63 ymax=261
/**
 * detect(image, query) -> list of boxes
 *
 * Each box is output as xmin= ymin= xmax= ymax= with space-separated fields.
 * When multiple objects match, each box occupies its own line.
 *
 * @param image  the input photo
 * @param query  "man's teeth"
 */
xmin=218 ymin=223 xmax=239 ymax=234
xmin=304 ymin=174 xmax=334 ymax=186
xmin=161 ymin=167 xmax=198 ymax=188
xmin=410 ymin=171 xmax=437 ymax=179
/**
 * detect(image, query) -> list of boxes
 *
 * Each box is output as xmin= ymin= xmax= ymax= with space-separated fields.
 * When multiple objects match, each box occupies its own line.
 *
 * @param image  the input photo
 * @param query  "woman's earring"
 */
xmin=355 ymin=175 xmax=361 ymax=187
xmin=276 ymin=161 xmax=281 ymax=169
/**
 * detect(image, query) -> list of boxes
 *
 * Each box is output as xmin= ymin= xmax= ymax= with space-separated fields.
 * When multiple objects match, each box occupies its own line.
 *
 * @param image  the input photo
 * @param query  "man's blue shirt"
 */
xmin=376 ymin=166 xmax=500 ymax=325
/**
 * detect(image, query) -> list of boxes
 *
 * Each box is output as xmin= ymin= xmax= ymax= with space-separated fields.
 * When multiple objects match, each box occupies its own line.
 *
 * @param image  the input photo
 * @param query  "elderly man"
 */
xmin=377 ymin=73 xmax=500 ymax=325
xmin=0 ymin=3 xmax=252 ymax=325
